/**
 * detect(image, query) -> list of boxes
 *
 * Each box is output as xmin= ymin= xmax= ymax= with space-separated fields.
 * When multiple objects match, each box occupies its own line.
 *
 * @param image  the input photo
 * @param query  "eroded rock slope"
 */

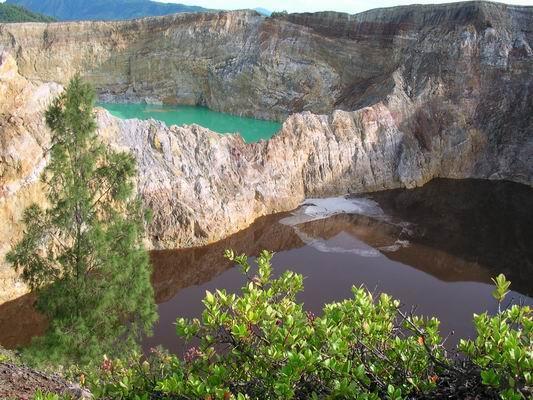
xmin=0 ymin=52 xmax=61 ymax=302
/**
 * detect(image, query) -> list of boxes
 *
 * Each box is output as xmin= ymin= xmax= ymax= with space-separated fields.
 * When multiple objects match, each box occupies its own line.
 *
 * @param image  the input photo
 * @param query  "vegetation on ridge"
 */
xmin=77 ymin=254 xmax=529 ymax=400
xmin=5 ymin=0 xmax=209 ymax=21
xmin=0 ymin=3 xmax=55 ymax=22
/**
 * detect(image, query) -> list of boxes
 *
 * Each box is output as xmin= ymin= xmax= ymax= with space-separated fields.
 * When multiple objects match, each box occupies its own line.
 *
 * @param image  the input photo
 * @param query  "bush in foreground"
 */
xmin=459 ymin=274 xmax=532 ymax=400
xmin=72 ymin=251 xmax=531 ymax=399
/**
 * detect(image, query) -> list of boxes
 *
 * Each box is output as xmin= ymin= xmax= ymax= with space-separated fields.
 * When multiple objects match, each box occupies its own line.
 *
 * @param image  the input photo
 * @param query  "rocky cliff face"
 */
xmin=0 ymin=1 xmax=532 ymax=303
xmin=0 ymin=51 xmax=61 ymax=303
xmin=0 ymin=1 xmax=530 ymax=181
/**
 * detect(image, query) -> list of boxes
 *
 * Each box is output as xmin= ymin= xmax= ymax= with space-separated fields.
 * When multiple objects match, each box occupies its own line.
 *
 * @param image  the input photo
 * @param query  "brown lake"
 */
xmin=2 ymin=178 xmax=532 ymax=355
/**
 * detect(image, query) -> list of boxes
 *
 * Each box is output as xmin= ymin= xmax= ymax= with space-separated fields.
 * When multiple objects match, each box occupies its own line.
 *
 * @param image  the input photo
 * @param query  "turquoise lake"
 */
xmin=99 ymin=103 xmax=282 ymax=142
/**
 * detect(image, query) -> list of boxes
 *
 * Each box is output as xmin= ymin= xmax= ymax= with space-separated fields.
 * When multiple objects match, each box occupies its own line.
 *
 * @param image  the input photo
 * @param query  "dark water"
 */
xmin=98 ymin=102 xmax=281 ymax=142
xmin=144 ymin=179 xmax=533 ymax=355
xmin=2 ymin=179 xmax=532 ymax=355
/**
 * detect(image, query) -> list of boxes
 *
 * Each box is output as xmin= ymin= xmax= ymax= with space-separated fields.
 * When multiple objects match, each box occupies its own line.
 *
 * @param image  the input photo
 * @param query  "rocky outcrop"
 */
xmin=0 ymin=51 xmax=61 ymax=303
xmin=0 ymin=1 xmax=532 ymax=303
xmin=96 ymin=104 xmax=410 ymax=250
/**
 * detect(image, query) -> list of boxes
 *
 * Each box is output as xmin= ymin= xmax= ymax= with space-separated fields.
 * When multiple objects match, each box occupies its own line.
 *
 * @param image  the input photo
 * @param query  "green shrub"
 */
xmin=270 ymin=11 xmax=289 ymax=18
xmin=459 ymin=274 xmax=532 ymax=400
xmin=0 ymin=352 xmax=10 ymax=363
xmin=32 ymin=390 xmax=70 ymax=400
xmin=76 ymin=252 xmax=531 ymax=400
xmin=80 ymin=350 xmax=177 ymax=400
xmin=163 ymin=250 xmax=445 ymax=399
xmin=0 ymin=346 xmax=19 ymax=364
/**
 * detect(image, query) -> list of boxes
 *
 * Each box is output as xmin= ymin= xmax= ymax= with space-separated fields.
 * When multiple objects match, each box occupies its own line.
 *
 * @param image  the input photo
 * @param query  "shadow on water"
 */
xmin=144 ymin=178 xmax=533 ymax=354
xmin=0 ymin=293 xmax=47 ymax=349
xmin=2 ymin=178 xmax=532 ymax=354
xmin=368 ymin=178 xmax=533 ymax=296
xmin=150 ymin=212 xmax=303 ymax=304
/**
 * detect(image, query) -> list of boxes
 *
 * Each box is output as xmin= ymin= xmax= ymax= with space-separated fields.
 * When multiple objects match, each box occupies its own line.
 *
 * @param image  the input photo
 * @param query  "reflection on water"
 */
xmin=2 ymin=179 xmax=532 ymax=355
xmin=368 ymin=178 xmax=533 ymax=296
xmin=144 ymin=179 xmax=533 ymax=354
xmin=0 ymin=293 xmax=47 ymax=349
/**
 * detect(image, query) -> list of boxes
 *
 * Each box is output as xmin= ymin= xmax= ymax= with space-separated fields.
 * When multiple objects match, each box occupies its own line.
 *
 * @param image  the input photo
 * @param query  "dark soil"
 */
xmin=413 ymin=370 xmax=499 ymax=399
xmin=0 ymin=362 xmax=89 ymax=400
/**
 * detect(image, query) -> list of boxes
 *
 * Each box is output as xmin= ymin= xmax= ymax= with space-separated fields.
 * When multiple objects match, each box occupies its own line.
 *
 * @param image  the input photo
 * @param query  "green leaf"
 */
xmin=481 ymin=369 xmax=500 ymax=387
xmin=205 ymin=290 xmax=215 ymax=305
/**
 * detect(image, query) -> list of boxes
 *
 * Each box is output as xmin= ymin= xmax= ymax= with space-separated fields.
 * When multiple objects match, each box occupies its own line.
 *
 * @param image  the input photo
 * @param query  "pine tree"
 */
xmin=6 ymin=76 xmax=157 ymax=365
